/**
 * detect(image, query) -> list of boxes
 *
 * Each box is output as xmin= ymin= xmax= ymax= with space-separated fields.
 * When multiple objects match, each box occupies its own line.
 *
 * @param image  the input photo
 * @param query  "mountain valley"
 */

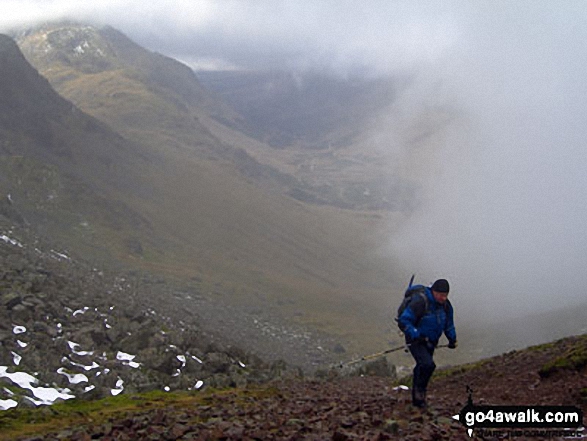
xmin=1 ymin=21 xmax=585 ymax=382
xmin=1 ymin=24 xmax=405 ymax=365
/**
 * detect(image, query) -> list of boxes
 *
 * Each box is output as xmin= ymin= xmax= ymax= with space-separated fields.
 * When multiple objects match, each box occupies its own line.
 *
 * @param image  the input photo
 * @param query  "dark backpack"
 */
xmin=396 ymin=275 xmax=429 ymax=331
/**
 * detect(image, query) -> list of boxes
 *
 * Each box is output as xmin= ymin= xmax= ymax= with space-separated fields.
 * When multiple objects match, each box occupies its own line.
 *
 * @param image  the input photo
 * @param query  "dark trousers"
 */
xmin=408 ymin=340 xmax=436 ymax=405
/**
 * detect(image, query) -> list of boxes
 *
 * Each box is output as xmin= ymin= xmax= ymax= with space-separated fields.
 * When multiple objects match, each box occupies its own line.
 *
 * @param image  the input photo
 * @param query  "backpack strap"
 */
xmin=409 ymin=289 xmax=429 ymax=325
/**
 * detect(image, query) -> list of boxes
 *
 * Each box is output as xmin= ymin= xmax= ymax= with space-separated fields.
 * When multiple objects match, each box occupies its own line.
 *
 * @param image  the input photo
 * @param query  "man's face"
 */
xmin=432 ymin=290 xmax=448 ymax=304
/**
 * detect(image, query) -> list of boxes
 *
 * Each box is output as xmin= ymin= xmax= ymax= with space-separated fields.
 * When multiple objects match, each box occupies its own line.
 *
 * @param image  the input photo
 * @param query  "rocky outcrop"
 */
xmin=0 ymin=221 xmax=299 ymax=409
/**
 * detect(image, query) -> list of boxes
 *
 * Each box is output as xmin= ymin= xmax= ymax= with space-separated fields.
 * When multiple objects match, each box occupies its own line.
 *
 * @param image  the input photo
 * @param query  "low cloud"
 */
xmin=376 ymin=3 xmax=587 ymax=323
xmin=0 ymin=0 xmax=458 ymax=74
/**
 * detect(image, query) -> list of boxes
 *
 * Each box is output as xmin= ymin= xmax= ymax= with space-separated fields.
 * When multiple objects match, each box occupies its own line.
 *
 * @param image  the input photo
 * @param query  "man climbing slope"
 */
xmin=398 ymin=278 xmax=457 ymax=408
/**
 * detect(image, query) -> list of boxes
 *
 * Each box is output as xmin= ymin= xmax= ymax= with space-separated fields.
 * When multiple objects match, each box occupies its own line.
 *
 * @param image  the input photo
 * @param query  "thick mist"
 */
xmin=377 ymin=4 xmax=587 ymax=323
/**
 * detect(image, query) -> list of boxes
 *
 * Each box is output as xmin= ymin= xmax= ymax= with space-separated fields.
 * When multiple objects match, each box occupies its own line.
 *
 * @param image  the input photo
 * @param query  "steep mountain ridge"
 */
xmin=15 ymin=23 xmax=237 ymax=124
xmin=0 ymin=33 xmax=160 ymax=260
xmin=2 ymin=29 xmax=400 ymax=360
xmin=14 ymin=22 xmax=417 ymax=213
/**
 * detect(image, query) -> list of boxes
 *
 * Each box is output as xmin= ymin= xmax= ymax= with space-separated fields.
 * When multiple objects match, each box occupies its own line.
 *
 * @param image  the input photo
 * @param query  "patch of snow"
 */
xmin=238 ymin=361 xmax=246 ymax=368
xmin=11 ymin=352 xmax=22 ymax=366
xmin=31 ymin=387 xmax=75 ymax=404
xmin=111 ymin=377 xmax=124 ymax=396
xmin=84 ymin=362 xmax=100 ymax=371
xmin=190 ymin=354 xmax=203 ymax=364
xmin=116 ymin=351 xmax=135 ymax=362
xmin=84 ymin=385 xmax=96 ymax=393
xmin=64 ymin=358 xmax=100 ymax=371
xmin=13 ymin=325 xmax=27 ymax=335
xmin=164 ymin=386 xmax=170 ymax=392
xmin=0 ymin=234 xmax=23 ymax=247
xmin=3 ymin=387 xmax=14 ymax=396
xmin=0 ymin=367 xmax=74 ymax=407
xmin=1 ymin=367 xmax=35 ymax=386
xmin=51 ymin=250 xmax=71 ymax=261
xmin=393 ymin=385 xmax=409 ymax=391
xmin=73 ymin=307 xmax=89 ymax=316
xmin=195 ymin=380 xmax=204 ymax=390
xmin=0 ymin=399 xmax=18 ymax=410
xmin=116 ymin=351 xmax=140 ymax=368
xmin=57 ymin=368 xmax=88 ymax=385
xmin=67 ymin=341 xmax=94 ymax=356
xmin=17 ymin=340 xmax=28 ymax=348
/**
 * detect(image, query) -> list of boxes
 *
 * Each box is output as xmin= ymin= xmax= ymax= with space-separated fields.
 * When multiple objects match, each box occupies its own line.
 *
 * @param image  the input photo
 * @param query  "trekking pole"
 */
xmin=338 ymin=344 xmax=406 ymax=368
xmin=338 ymin=343 xmax=450 ymax=368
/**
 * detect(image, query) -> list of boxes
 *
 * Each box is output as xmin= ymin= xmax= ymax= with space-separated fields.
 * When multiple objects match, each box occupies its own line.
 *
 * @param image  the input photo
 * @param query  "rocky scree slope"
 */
xmin=0 ymin=219 xmax=303 ymax=411
xmin=1 ymin=334 xmax=585 ymax=440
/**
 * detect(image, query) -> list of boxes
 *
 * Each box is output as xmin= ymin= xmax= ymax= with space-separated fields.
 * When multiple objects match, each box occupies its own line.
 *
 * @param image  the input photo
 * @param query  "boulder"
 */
xmin=205 ymin=352 xmax=231 ymax=374
xmin=2 ymin=292 xmax=22 ymax=309
xmin=10 ymin=303 xmax=33 ymax=323
xmin=140 ymin=348 xmax=182 ymax=375
xmin=351 ymin=357 xmax=396 ymax=378
xmin=117 ymin=327 xmax=156 ymax=353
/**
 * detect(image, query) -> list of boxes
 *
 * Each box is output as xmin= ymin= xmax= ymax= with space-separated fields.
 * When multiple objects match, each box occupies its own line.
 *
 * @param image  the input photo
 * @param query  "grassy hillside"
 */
xmin=0 ymin=33 xmax=161 ymax=262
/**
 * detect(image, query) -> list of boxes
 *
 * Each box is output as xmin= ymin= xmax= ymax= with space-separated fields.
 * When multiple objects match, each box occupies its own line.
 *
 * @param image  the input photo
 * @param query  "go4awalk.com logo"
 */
xmin=452 ymin=387 xmax=584 ymax=438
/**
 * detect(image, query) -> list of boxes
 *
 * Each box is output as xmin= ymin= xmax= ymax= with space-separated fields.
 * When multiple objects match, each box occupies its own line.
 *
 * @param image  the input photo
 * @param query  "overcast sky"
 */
xmin=0 ymin=0 xmax=471 ymax=73
xmin=1 ymin=1 xmax=586 ymax=323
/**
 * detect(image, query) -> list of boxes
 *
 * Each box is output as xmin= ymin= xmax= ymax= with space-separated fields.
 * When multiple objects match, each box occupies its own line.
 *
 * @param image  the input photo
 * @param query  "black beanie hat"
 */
xmin=431 ymin=279 xmax=450 ymax=293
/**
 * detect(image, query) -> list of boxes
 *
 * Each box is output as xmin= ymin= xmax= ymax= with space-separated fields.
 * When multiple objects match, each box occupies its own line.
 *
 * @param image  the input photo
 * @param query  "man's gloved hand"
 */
xmin=448 ymin=340 xmax=458 ymax=349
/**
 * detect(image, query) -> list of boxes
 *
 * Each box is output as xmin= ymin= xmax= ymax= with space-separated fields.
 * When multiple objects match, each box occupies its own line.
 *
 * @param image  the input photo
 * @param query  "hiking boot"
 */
xmin=413 ymin=399 xmax=427 ymax=409
xmin=412 ymin=389 xmax=427 ymax=408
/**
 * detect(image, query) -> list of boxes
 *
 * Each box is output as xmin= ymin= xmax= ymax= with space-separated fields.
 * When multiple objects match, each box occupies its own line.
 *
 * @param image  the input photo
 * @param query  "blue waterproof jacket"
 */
xmin=398 ymin=285 xmax=456 ymax=345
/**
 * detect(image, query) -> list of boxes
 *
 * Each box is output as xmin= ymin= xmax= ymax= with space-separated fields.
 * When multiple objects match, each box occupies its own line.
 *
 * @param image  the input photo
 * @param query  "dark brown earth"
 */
xmin=7 ymin=335 xmax=585 ymax=440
